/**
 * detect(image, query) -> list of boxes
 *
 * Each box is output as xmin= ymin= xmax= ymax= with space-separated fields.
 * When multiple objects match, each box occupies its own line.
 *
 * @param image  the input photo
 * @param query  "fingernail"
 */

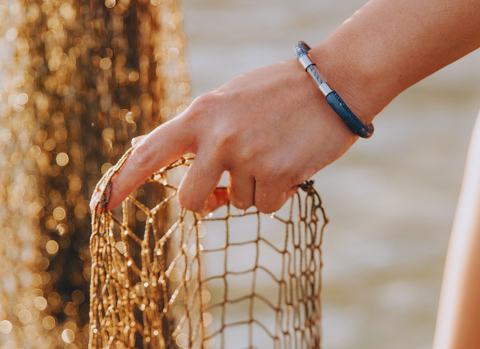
xmin=131 ymin=135 xmax=145 ymax=147
xmin=90 ymin=192 xmax=101 ymax=211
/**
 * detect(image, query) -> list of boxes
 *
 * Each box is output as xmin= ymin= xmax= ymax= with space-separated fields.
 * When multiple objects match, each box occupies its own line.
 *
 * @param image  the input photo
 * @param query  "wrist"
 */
xmin=294 ymin=41 xmax=374 ymax=138
xmin=308 ymin=37 xmax=392 ymax=126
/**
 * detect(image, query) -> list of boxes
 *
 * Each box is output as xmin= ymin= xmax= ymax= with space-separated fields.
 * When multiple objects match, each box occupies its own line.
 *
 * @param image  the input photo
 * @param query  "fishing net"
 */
xmin=0 ymin=0 xmax=189 ymax=347
xmin=90 ymin=149 xmax=328 ymax=349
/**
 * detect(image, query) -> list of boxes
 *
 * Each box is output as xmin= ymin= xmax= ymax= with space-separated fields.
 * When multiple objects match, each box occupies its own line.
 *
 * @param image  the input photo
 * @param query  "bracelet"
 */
xmin=294 ymin=41 xmax=374 ymax=138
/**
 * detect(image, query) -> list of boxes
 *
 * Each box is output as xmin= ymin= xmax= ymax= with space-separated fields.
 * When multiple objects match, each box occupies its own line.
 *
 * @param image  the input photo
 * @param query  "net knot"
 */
xmin=298 ymin=180 xmax=316 ymax=196
xmin=99 ymin=182 xmax=112 ymax=213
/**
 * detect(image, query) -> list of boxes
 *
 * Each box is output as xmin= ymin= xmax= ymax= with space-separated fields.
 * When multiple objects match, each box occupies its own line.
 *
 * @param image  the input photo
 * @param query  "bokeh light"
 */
xmin=0 ymin=0 xmax=189 ymax=347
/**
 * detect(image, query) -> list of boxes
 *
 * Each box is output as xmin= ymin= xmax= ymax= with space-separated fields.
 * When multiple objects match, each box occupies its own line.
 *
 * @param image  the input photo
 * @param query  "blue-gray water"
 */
xmin=181 ymin=0 xmax=480 ymax=347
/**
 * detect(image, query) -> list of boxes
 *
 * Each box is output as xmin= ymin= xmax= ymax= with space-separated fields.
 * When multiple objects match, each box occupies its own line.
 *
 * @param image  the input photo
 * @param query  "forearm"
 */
xmin=433 ymin=115 xmax=480 ymax=349
xmin=309 ymin=0 xmax=480 ymax=123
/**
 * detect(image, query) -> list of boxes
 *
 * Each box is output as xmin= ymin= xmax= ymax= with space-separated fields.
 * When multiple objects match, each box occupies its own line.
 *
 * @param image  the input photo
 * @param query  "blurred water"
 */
xmin=181 ymin=0 xmax=480 ymax=348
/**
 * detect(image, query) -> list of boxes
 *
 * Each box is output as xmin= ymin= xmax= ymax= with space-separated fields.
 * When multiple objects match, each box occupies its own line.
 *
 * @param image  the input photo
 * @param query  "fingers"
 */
xmin=192 ymin=180 xmax=295 ymax=216
xmin=198 ymin=188 xmax=229 ymax=216
xmin=254 ymin=180 xmax=299 ymax=214
xmin=90 ymin=116 xmax=195 ymax=211
xmin=227 ymin=171 xmax=255 ymax=210
xmin=177 ymin=152 xmax=224 ymax=212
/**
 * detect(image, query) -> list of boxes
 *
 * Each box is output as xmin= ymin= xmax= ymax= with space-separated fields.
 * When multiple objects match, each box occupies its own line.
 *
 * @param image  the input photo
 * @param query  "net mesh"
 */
xmin=90 ymin=149 xmax=328 ymax=349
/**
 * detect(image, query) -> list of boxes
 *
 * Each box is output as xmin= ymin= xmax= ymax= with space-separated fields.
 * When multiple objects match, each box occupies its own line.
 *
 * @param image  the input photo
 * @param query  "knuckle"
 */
xmin=230 ymin=198 xmax=252 ymax=210
xmin=235 ymin=148 xmax=256 ymax=165
xmin=130 ymin=141 xmax=156 ymax=170
xmin=254 ymin=180 xmax=290 ymax=214
xmin=256 ymin=201 xmax=282 ymax=214
xmin=254 ymin=191 xmax=278 ymax=214
xmin=215 ymin=130 xmax=236 ymax=151
xmin=228 ymin=184 xmax=254 ymax=210
xmin=191 ymin=93 xmax=217 ymax=114
xmin=177 ymin=188 xmax=203 ymax=213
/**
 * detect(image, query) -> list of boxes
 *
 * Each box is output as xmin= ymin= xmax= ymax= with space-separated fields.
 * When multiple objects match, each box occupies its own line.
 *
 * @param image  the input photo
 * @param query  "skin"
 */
xmin=433 ymin=115 xmax=480 ymax=349
xmin=90 ymin=0 xmax=480 ymax=215
xmin=90 ymin=1 xmax=480 ymax=346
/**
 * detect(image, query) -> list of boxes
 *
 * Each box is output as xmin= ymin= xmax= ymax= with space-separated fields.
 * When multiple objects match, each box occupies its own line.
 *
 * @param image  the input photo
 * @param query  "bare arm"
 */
xmin=310 ymin=0 xmax=480 ymax=123
xmin=433 ymin=115 xmax=480 ymax=349
xmin=91 ymin=0 xmax=480 ymax=215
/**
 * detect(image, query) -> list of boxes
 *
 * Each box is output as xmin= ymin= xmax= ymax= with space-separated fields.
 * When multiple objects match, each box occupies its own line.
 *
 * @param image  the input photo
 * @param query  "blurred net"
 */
xmin=0 ymin=0 xmax=189 ymax=347
xmin=90 ymin=150 xmax=328 ymax=349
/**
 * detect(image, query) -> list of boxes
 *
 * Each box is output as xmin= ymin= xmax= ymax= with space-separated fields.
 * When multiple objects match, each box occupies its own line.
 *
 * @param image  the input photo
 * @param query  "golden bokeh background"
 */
xmin=0 ymin=0 xmax=189 ymax=347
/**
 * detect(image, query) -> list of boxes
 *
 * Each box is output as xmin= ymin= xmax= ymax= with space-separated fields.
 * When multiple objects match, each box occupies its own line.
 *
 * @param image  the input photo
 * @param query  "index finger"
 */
xmin=90 ymin=115 xmax=196 ymax=211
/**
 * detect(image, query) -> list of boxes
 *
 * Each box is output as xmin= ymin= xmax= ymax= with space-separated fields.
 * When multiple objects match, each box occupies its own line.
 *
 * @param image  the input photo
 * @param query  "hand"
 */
xmin=90 ymin=58 xmax=359 ymax=215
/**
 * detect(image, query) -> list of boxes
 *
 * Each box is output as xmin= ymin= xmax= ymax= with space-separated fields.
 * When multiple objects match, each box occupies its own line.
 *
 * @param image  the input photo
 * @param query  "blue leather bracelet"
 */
xmin=294 ymin=41 xmax=374 ymax=138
